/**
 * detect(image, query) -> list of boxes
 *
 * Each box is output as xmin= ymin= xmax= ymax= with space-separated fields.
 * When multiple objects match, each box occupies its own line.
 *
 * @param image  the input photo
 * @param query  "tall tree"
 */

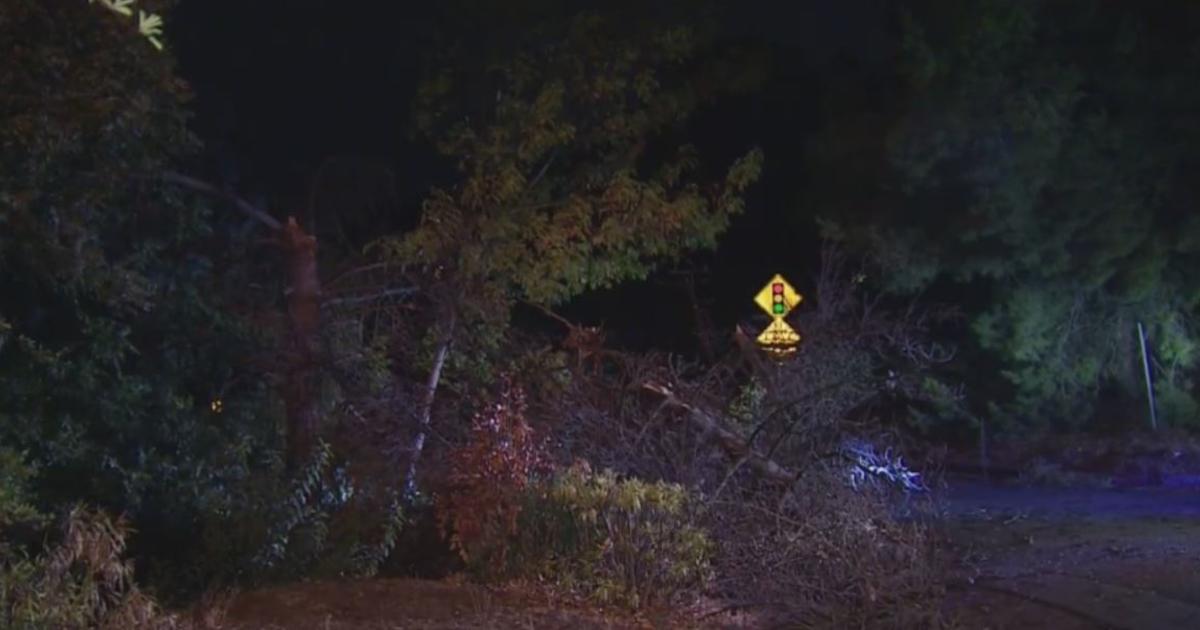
xmin=375 ymin=13 xmax=764 ymax=494
xmin=815 ymin=0 xmax=1200 ymax=430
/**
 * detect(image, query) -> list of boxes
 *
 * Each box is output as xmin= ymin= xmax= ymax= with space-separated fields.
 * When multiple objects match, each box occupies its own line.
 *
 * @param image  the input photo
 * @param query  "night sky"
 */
xmin=167 ymin=0 xmax=899 ymax=353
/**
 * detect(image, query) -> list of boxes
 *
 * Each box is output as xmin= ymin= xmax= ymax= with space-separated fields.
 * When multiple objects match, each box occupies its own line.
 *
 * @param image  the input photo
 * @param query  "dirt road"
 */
xmin=939 ymin=477 xmax=1200 ymax=630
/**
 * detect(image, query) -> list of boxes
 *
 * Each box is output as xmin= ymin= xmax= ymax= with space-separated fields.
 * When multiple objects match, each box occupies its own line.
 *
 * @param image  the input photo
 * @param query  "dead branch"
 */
xmin=640 ymin=380 xmax=796 ymax=485
xmin=320 ymin=287 xmax=418 ymax=310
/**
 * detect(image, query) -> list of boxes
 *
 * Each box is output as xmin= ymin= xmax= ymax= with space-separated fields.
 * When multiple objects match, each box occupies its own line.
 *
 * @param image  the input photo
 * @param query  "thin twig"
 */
xmin=527 ymin=150 xmax=558 ymax=191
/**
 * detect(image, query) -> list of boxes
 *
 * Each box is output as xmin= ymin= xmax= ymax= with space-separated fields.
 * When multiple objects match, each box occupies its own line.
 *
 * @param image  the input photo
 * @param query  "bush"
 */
xmin=433 ymin=377 xmax=712 ymax=609
xmin=435 ymin=377 xmax=549 ymax=574
xmin=507 ymin=461 xmax=714 ymax=610
xmin=0 ymin=450 xmax=234 ymax=628
xmin=0 ymin=506 xmax=191 ymax=630
xmin=194 ymin=439 xmax=405 ymax=587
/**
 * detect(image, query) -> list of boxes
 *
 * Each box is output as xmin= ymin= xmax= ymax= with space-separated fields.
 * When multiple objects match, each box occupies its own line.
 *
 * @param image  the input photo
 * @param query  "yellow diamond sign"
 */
xmin=751 ymin=273 xmax=803 ymax=360
xmin=756 ymin=317 xmax=801 ymax=347
xmin=754 ymin=274 xmax=802 ymax=318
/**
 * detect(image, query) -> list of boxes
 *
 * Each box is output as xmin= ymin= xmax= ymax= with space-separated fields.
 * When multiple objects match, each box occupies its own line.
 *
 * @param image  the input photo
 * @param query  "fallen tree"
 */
xmin=640 ymin=380 xmax=796 ymax=485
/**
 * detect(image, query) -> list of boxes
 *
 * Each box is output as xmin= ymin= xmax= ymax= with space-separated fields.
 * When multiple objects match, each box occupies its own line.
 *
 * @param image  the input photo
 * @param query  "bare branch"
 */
xmin=527 ymin=150 xmax=558 ymax=191
xmin=320 ymin=287 xmax=418 ymax=310
xmin=161 ymin=171 xmax=282 ymax=231
xmin=641 ymin=380 xmax=796 ymax=485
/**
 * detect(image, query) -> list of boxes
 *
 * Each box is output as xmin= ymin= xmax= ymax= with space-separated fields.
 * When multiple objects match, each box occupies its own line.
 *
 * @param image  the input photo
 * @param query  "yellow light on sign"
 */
xmin=210 ymin=398 xmax=223 ymax=414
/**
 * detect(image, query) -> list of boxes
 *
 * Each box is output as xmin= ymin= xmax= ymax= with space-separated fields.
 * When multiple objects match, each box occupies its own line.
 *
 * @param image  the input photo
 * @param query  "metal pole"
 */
xmin=978 ymin=416 xmax=989 ymax=481
xmin=1137 ymin=321 xmax=1158 ymax=431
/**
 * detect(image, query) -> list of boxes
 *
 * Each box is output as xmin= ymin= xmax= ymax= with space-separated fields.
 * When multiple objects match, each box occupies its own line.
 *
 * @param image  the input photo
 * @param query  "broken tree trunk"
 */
xmin=160 ymin=173 xmax=327 ymax=473
xmin=641 ymin=380 xmax=796 ymax=485
xmin=280 ymin=216 xmax=323 ymax=471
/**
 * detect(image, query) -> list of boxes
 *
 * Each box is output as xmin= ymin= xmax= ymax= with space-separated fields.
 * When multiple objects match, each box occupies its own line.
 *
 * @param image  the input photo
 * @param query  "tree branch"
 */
xmin=161 ymin=171 xmax=283 ymax=231
xmin=320 ymin=287 xmax=418 ymax=310
xmin=641 ymin=380 xmax=797 ymax=485
xmin=527 ymin=150 xmax=558 ymax=191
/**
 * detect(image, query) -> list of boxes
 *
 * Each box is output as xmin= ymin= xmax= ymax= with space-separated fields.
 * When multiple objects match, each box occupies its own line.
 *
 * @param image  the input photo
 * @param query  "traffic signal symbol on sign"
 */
xmin=754 ymin=274 xmax=802 ymax=318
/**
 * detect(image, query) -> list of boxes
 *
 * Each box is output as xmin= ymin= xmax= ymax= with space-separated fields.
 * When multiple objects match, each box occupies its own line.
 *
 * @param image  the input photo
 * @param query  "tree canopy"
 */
xmin=382 ymin=14 xmax=763 ymax=313
xmin=812 ymin=0 xmax=1200 ymax=429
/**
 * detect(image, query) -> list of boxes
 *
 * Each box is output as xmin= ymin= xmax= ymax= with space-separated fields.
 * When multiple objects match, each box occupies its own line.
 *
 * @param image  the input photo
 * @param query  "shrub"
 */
xmin=0 ymin=506 xmax=190 ymax=630
xmin=508 ymin=461 xmax=714 ymax=610
xmin=195 ymin=438 xmax=404 ymax=586
xmin=436 ymin=377 xmax=549 ymax=574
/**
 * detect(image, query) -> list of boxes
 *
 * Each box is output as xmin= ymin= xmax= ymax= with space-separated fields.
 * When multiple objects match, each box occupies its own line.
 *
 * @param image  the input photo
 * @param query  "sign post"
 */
xmin=753 ymin=274 xmax=802 ymax=359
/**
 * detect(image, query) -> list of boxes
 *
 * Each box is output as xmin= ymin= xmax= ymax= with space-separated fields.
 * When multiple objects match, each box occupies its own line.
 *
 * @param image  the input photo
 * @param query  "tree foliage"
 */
xmin=378 ymin=13 xmax=763 ymax=317
xmin=815 ymin=0 xmax=1200 ymax=429
xmin=0 ymin=0 xmax=281 ymax=594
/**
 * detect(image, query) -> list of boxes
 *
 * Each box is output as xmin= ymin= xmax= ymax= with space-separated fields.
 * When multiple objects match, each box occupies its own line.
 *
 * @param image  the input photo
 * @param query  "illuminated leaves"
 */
xmin=435 ymin=378 xmax=549 ymax=570
xmin=386 ymin=13 xmax=763 ymax=310
xmin=514 ymin=461 xmax=713 ymax=608
xmin=88 ymin=0 xmax=165 ymax=51
xmin=137 ymin=11 xmax=164 ymax=50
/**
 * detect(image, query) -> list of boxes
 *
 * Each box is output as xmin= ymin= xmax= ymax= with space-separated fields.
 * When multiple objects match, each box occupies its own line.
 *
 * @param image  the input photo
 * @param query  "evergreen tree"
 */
xmin=813 ymin=0 xmax=1200 ymax=430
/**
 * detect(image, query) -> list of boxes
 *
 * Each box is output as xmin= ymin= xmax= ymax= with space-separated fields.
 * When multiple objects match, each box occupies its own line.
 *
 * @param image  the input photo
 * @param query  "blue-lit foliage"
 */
xmin=842 ymin=439 xmax=928 ymax=494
